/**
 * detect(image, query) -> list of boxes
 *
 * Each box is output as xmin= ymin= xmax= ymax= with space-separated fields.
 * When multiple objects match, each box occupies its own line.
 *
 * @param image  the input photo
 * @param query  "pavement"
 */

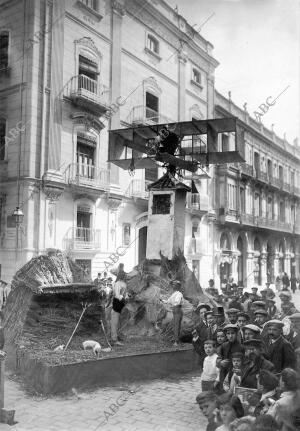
xmin=1 ymin=288 xmax=300 ymax=431
xmin=1 ymin=371 xmax=204 ymax=431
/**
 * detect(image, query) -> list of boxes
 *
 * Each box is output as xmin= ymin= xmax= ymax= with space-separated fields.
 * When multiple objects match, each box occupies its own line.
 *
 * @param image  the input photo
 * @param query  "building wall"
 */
xmin=0 ymin=0 xmax=216 ymax=284
xmin=213 ymin=91 xmax=300 ymax=288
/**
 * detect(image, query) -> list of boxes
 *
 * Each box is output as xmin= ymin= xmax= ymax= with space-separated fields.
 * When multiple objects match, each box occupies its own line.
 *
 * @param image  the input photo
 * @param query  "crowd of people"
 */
xmin=192 ymin=279 xmax=300 ymax=431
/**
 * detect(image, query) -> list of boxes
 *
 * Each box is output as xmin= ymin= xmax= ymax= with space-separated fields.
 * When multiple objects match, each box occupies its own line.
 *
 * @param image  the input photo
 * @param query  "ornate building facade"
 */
xmin=0 ymin=0 xmax=217 ymax=284
xmin=213 ymin=91 xmax=300 ymax=288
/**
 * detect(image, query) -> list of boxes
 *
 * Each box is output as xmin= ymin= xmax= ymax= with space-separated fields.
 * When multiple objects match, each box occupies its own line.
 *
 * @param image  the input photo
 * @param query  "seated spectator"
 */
xmin=215 ymin=393 xmax=244 ymax=431
xmin=196 ymin=391 xmax=219 ymax=431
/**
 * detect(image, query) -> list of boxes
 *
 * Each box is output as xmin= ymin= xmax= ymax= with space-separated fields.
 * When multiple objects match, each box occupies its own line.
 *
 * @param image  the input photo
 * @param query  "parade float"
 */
xmin=3 ymin=118 xmax=244 ymax=394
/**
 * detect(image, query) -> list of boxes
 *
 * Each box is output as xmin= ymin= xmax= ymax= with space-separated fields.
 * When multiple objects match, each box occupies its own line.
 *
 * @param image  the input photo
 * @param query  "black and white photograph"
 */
xmin=0 ymin=0 xmax=299 ymax=429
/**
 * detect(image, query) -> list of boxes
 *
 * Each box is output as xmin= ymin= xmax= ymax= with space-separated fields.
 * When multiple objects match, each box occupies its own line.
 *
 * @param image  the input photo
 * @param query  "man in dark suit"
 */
xmin=241 ymin=339 xmax=275 ymax=388
xmin=191 ymin=303 xmax=211 ymax=367
xmin=217 ymin=324 xmax=244 ymax=386
xmin=264 ymin=320 xmax=296 ymax=373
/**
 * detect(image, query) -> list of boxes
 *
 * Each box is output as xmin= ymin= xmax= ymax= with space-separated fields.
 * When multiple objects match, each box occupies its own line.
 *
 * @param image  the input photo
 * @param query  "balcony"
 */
xmin=64 ymin=227 xmax=101 ymax=250
xmin=125 ymin=179 xmax=149 ymax=200
xmin=294 ymin=186 xmax=300 ymax=197
xmin=126 ymin=105 xmax=174 ymax=125
xmin=186 ymin=193 xmax=209 ymax=214
xmin=64 ymin=75 xmax=110 ymax=116
xmin=239 ymin=213 xmax=294 ymax=233
xmin=240 ymin=163 xmax=253 ymax=177
xmin=65 ymin=163 xmax=110 ymax=191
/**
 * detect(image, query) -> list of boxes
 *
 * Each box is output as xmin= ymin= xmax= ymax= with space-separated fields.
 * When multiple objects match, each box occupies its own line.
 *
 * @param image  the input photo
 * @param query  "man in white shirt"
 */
xmin=167 ymin=280 xmax=183 ymax=346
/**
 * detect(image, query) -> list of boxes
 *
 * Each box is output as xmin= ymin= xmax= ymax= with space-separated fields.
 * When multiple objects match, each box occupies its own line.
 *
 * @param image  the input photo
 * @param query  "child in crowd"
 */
xmin=196 ymin=391 xmax=220 ymax=431
xmin=223 ymin=352 xmax=244 ymax=393
xmin=216 ymin=329 xmax=226 ymax=349
xmin=253 ymin=370 xmax=279 ymax=416
xmin=215 ymin=393 xmax=244 ymax=431
xmin=201 ymin=340 xmax=220 ymax=391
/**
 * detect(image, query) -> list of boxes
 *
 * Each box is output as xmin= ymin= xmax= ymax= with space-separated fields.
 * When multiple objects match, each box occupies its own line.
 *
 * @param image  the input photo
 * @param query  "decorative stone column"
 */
xmin=207 ymin=74 xmax=215 ymax=119
xmin=246 ymin=251 xmax=254 ymax=287
xmin=42 ymin=170 xmax=65 ymax=249
xmin=273 ymin=252 xmax=280 ymax=278
xmin=178 ymin=50 xmax=187 ymax=121
xmin=260 ymin=251 xmax=268 ymax=286
xmin=284 ymin=252 xmax=291 ymax=277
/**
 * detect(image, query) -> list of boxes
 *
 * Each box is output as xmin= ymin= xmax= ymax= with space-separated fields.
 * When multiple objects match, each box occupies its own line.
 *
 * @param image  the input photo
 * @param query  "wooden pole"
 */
xmin=0 ymin=357 xmax=4 ymax=410
xmin=64 ymin=303 xmax=90 ymax=351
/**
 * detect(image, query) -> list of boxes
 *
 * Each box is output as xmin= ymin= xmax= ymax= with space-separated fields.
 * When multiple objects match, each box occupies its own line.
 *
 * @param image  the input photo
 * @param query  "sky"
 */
xmin=166 ymin=0 xmax=299 ymax=143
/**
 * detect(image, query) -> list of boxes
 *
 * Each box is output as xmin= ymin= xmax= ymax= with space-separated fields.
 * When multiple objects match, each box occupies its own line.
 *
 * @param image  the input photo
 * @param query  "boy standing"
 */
xmin=201 ymin=340 xmax=219 ymax=391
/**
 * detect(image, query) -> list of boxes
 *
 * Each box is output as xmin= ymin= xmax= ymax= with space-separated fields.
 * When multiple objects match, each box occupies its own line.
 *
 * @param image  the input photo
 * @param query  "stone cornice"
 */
xmin=125 ymin=0 xmax=218 ymax=70
xmin=215 ymin=104 xmax=300 ymax=165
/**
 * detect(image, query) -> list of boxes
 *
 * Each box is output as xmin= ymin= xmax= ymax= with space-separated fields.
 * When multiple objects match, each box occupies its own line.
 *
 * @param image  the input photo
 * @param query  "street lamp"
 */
xmin=12 ymin=207 xmax=24 ymax=228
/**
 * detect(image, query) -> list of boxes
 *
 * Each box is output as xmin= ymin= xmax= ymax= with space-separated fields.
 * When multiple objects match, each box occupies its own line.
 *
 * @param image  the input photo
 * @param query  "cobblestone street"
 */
xmin=1 ymin=289 xmax=300 ymax=431
xmin=1 ymin=371 xmax=204 ymax=431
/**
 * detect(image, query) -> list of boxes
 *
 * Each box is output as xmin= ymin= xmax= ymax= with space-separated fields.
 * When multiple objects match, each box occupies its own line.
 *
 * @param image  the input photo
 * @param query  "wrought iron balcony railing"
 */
xmin=65 ymin=163 xmax=110 ymax=190
xmin=64 ymin=74 xmax=110 ymax=115
xmin=186 ymin=193 xmax=209 ymax=212
xmin=125 ymin=179 xmax=149 ymax=199
xmin=64 ymin=227 xmax=101 ymax=250
xmin=126 ymin=105 xmax=174 ymax=125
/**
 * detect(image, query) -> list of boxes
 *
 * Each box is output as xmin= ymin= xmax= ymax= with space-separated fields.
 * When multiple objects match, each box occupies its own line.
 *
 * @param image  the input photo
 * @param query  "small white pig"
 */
xmin=82 ymin=340 xmax=102 ymax=357
xmin=54 ymin=344 xmax=65 ymax=352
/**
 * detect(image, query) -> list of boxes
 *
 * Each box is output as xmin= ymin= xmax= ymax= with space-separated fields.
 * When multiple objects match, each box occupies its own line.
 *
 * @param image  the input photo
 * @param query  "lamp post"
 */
xmin=12 ymin=206 xmax=24 ymax=266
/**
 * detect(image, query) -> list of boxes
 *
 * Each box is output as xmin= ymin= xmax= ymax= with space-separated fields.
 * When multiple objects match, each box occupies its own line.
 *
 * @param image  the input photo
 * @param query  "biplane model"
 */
xmin=108 ymin=117 xmax=245 ymax=177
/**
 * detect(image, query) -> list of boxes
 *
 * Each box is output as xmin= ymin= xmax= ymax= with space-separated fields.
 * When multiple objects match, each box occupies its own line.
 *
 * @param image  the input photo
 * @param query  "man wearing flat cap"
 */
xmin=287 ymin=313 xmax=300 ymax=351
xmin=254 ymin=309 xmax=269 ymax=329
xmin=241 ymin=338 xmax=275 ymax=389
xmin=264 ymin=320 xmax=296 ymax=373
xmin=241 ymin=324 xmax=261 ymax=342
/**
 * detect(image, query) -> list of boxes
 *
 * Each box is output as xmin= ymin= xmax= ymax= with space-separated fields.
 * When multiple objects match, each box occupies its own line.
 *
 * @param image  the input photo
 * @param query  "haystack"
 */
xmin=3 ymin=250 xmax=95 ymax=366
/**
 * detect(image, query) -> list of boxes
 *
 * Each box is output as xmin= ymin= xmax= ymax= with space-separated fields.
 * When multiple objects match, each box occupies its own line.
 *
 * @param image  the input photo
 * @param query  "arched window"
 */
xmin=0 ymin=118 xmax=6 ymax=161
